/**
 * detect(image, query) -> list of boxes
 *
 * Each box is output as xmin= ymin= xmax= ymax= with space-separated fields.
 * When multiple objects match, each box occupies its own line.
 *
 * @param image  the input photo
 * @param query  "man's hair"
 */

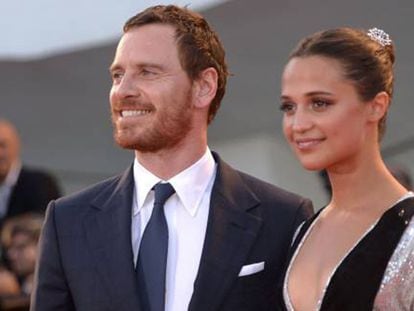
xmin=124 ymin=5 xmax=229 ymax=124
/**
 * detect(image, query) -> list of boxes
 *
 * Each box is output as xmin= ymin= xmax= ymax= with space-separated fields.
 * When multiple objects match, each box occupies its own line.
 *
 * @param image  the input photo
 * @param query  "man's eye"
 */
xmin=111 ymin=72 xmax=123 ymax=81
xmin=141 ymin=69 xmax=156 ymax=76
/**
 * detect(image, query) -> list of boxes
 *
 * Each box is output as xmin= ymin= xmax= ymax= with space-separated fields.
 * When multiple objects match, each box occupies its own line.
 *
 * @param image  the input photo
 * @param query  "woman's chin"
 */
xmin=299 ymin=160 xmax=326 ymax=171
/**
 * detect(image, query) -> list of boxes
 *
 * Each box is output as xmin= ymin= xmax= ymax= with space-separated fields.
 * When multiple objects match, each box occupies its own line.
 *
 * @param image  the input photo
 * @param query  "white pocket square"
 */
xmin=238 ymin=261 xmax=265 ymax=277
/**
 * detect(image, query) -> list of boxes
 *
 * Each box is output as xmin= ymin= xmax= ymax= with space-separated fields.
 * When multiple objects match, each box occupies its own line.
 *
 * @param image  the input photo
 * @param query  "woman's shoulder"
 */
xmin=381 ymin=194 xmax=414 ymax=227
xmin=373 ymin=195 xmax=414 ymax=309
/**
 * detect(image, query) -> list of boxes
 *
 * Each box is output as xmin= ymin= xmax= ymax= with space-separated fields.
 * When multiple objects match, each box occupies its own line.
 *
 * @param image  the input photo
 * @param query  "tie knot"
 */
xmin=153 ymin=183 xmax=175 ymax=206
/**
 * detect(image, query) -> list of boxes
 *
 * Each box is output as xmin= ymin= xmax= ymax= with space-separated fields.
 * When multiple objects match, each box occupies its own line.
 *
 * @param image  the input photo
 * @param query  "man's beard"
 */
xmin=112 ymin=92 xmax=193 ymax=153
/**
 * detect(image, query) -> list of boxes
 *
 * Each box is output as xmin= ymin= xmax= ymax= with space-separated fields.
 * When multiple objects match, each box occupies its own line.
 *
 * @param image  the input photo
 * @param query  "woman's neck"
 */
xmin=327 ymin=152 xmax=407 ymax=214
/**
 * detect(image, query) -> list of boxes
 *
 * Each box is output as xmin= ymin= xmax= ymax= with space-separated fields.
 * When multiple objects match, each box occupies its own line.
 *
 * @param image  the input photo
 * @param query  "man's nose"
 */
xmin=112 ymin=74 xmax=140 ymax=99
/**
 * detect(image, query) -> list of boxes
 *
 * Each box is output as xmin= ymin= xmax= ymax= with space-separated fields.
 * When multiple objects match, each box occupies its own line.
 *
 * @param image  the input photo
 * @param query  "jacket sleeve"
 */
xmin=30 ymin=200 xmax=75 ymax=311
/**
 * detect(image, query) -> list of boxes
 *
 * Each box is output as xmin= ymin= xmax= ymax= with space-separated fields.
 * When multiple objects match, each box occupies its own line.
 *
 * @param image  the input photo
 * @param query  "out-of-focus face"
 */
xmin=0 ymin=122 xmax=20 ymax=182
xmin=7 ymin=233 xmax=38 ymax=278
xmin=280 ymin=56 xmax=371 ymax=171
xmin=0 ymin=268 xmax=19 ymax=296
xmin=109 ymin=24 xmax=194 ymax=153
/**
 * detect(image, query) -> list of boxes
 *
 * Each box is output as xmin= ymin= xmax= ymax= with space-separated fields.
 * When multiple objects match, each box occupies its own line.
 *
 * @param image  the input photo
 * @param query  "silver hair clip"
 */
xmin=367 ymin=28 xmax=392 ymax=46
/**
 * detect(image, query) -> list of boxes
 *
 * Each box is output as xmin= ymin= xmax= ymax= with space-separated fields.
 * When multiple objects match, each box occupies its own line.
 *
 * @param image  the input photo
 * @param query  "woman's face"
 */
xmin=281 ymin=56 xmax=373 ymax=172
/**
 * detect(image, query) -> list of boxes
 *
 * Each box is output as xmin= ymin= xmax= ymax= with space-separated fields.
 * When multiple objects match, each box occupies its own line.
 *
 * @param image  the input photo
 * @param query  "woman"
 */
xmin=279 ymin=27 xmax=414 ymax=310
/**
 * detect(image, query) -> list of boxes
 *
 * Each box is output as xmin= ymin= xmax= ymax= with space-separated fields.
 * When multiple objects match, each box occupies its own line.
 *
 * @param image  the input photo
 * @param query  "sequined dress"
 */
xmin=281 ymin=193 xmax=414 ymax=311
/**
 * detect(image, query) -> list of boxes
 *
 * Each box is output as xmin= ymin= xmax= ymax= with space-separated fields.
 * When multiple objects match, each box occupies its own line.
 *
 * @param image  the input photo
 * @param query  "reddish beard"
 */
xmin=112 ymin=92 xmax=193 ymax=153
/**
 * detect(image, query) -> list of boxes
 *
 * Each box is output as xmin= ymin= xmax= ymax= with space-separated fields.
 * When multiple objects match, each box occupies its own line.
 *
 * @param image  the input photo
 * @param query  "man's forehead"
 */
xmin=112 ymin=25 xmax=182 ymax=70
xmin=0 ymin=123 xmax=18 ymax=143
xmin=120 ymin=24 xmax=177 ymax=46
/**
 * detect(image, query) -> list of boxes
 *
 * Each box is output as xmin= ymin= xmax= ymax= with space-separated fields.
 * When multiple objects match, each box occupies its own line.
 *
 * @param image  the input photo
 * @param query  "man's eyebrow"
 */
xmin=109 ymin=62 xmax=165 ymax=73
xmin=109 ymin=63 xmax=121 ymax=73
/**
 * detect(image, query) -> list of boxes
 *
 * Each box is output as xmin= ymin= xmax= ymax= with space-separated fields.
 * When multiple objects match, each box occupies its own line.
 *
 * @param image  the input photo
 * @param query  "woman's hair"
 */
xmin=289 ymin=27 xmax=395 ymax=140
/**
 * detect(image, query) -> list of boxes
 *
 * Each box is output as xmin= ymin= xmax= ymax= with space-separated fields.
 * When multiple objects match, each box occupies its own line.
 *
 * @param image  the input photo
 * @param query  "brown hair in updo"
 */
xmin=288 ymin=27 xmax=395 ymax=140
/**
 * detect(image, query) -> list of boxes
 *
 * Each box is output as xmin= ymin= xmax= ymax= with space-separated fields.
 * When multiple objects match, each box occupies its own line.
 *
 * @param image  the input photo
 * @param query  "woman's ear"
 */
xmin=192 ymin=67 xmax=218 ymax=108
xmin=367 ymin=91 xmax=390 ymax=122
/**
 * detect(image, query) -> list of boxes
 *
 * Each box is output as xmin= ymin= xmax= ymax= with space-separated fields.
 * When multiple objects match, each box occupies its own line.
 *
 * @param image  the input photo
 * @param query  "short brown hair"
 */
xmin=289 ymin=27 xmax=395 ymax=140
xmin=124 ymin=5 xmax=229 ymax=124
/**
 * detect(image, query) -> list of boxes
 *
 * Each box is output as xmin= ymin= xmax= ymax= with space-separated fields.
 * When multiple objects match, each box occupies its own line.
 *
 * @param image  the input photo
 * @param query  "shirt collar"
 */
xmin=133 ymin=159 xmax=162 ymax=215
xmin=133 ymin=148 xmax=216 ymax=217
xmin=2 ymin=161 xmax=21 ymax=187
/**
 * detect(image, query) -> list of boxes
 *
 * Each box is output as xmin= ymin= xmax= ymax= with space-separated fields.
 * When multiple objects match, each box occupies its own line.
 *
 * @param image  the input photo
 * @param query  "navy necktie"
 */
xmin=136 ymin=182 xmax=175 ymax=311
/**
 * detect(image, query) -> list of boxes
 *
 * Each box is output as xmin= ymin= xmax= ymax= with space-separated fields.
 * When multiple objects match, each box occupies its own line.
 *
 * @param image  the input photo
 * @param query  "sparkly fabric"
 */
xmin=280 ymin=193 xmax=414 ymax=311
xmin=373 ymin=216 xmax=414 ymax=310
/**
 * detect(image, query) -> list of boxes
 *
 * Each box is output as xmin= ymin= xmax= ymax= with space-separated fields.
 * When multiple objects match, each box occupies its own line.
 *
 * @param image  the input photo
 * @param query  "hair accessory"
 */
xmin=367 ymin=28 xmax=392 ymax=46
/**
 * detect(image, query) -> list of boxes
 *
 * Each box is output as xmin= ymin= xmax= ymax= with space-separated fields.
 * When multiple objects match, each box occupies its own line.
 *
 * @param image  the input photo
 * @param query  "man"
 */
xmin=31 ymin=5 xmax=313 ymax=311
xmin=0 ymin=119 xmax=61 ymax=225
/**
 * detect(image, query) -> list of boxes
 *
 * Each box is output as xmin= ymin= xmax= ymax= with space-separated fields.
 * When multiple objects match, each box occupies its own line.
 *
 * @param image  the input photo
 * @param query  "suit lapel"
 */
xmin=189 ymin=154 xmax=263 ymax=311
xmin=84 ymin=166 xmax=141 ymax=310
xmin=6 ymin=167 xmax=26 ymax=217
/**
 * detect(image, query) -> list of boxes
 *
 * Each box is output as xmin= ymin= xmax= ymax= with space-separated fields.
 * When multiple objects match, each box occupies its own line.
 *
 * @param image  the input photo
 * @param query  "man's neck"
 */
xmin=135 ymin=142 xmax=208 ymax=181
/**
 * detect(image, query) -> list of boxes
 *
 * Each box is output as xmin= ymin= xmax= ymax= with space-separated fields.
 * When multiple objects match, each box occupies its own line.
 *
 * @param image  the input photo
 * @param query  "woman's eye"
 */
xmin=312 ymin=100 xmax=331 ymax=111
xmin=280 ymin=102 xmax=296 ymax=114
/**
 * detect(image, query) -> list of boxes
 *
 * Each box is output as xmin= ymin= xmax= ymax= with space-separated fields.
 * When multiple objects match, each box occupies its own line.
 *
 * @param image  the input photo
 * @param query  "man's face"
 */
xmin=0 ymin=123 xmax=20 ymax=182
xmin=109 ymin=24 xmax=194 ymax=153
xmin=7 ymin=233 xmax=38 ymax=277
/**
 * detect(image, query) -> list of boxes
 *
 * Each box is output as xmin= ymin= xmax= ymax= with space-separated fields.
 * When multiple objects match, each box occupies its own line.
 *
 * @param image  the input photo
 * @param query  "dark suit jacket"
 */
xmin=31 ymin=153 xmax=313 ymax=311
xmin=4 ymin=166 xmax=61 ymax=220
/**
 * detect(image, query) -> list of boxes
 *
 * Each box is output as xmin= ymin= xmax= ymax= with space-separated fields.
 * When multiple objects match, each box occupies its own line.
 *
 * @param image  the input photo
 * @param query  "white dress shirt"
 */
xmin=0 ymin=161 xmax=21 ymax=218
xmin=131 ymin=148 xmax=217 ymax=311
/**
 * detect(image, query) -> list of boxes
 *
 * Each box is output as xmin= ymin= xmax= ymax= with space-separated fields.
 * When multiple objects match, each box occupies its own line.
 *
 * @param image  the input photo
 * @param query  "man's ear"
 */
xmin=192 ymin=67 xmax=218 ymax=108
xmin=367 ymin=91 xmax=390 ymax=122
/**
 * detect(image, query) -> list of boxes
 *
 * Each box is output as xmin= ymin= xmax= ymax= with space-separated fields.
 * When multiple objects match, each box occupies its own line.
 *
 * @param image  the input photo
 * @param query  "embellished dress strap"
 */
xmin=374 ymin=193 xmax=414 ymax=310
xmin=320 ymin=196 xmax=414 ymax=310
xmin=288 ymin=210 xmax=322 ymax=262
xmin=280 ymin=210 xmax=323 ymax=311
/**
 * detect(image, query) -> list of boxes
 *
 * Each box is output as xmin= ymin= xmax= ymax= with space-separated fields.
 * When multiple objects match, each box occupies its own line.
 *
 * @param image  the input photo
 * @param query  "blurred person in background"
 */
xmin=2 ymin=214 xmax=44 ymax=296
xmin=0 ymin=265 xmax=19 ymax=297
xmin=0 ymin=263 xmax=25 ymax=311
xmin=0 ymin=119 xmax=61 ymax=226
xmin=0 ymin=265 xmax=29 ymax=311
